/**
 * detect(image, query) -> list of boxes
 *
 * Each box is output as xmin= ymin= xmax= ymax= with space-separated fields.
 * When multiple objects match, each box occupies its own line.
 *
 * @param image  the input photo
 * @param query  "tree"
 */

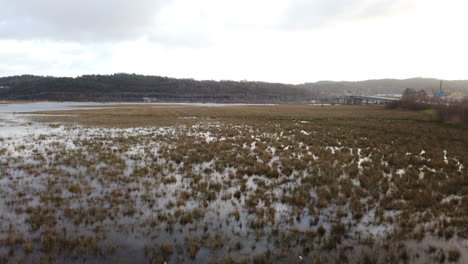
xmin=402 ymin=88 xmax=417 ymax=102
xmin=416 ymin=90 xmax=429 ymax=102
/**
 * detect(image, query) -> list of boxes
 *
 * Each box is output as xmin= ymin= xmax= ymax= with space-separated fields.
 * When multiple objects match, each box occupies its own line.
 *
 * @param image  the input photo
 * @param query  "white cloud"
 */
xmin=0 ymin=0 xmax=467 ymax=83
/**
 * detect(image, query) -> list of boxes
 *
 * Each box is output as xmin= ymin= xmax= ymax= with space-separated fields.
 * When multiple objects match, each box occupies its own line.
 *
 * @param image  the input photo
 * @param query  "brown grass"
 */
xmin=29 ymin=104 xmax=432 ymax=127
xmin=1 ymin=103 xmax=466 ymax=263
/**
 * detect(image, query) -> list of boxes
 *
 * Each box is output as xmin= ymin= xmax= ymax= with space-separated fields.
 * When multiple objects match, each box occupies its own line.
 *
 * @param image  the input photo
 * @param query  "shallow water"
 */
xmin=0 ymin=101 xmax=128 ymax=113
xmin=0 ymin=102 xmax=466 ymax=263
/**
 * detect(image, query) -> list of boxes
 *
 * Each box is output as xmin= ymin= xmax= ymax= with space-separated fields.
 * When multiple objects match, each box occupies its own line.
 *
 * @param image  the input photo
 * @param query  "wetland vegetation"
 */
xmin=0 ymin=103 xmax=466 ymax=263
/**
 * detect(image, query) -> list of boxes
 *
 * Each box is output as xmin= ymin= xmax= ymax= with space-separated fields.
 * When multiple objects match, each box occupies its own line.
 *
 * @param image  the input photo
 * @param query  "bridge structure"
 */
xmin=322 ymin=95 xmax=400 ymax=105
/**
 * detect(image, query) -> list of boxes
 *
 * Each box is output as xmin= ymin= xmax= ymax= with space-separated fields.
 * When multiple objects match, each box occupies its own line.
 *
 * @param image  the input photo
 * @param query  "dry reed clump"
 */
xmin=144 ymin=241 xmax=174 ymax=263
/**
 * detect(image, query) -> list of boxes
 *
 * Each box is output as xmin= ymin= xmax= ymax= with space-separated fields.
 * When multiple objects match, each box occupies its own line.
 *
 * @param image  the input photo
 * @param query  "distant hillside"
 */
xmin=0 ymin=74 xmax=314 ymax=103
xmin=0 ymin=74 xmax=467 ymax=103
xmin=303 ymin=78 xmax=468 ymax=98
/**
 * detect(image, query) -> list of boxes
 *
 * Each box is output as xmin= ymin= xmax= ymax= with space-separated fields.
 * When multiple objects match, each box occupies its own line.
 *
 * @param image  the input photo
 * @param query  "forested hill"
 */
xmin=304 ymin=78 xmax=468 ymax=97
xmin=0 ymin=74 xmax=314 ymax=103
xmin=0 ymin=74 xmax=467 ymax=103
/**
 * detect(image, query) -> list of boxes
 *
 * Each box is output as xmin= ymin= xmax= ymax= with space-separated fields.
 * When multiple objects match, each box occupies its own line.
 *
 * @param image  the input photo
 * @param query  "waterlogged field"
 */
xmin=0 ymin=103 xmax=467 ymax=263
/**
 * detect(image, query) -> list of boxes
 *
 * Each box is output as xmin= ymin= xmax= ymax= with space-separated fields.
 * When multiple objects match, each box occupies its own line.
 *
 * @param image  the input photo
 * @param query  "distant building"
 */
xmin=421 ymin=90 xmax=433 ymax=99
xmin=447 ymin=92 xmax=465 ymax=102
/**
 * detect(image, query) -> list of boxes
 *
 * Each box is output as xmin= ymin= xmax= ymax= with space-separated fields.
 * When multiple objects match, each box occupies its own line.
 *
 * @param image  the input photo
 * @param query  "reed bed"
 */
xmin=0 ymin=104 xmax=466 ymax=263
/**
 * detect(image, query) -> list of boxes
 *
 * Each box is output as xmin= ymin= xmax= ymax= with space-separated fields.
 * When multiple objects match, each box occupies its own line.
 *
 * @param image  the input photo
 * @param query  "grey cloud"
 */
xmin=282 ymin=0 xmax=400 ymax=29
xmin=0 ymin=0 xmax=170 ymax=42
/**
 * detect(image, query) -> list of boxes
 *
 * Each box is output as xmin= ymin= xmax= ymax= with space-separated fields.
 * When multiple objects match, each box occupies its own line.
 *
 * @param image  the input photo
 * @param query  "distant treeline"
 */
xmin=386 ymin=88 xmax=468 ymax=124
xmin=0 ymin=74 xmax=467 ymax=103
xmin=0 ymin=74 xmax=315 ymax=103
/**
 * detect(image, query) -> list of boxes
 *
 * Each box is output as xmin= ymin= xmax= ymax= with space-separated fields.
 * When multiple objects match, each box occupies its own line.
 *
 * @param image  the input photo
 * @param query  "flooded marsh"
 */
xmin=0 ymin=103 xmax=467 ymax=263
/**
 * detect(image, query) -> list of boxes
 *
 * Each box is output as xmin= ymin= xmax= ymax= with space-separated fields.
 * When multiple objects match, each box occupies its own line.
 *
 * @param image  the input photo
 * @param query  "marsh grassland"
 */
xmin=0 ymin=104 xmax=467 ymax=263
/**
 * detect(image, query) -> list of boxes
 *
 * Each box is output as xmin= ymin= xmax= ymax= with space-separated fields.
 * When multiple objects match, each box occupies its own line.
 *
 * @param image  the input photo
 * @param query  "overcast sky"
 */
xmin=0 ymin=0 xmax=467 ymax=83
